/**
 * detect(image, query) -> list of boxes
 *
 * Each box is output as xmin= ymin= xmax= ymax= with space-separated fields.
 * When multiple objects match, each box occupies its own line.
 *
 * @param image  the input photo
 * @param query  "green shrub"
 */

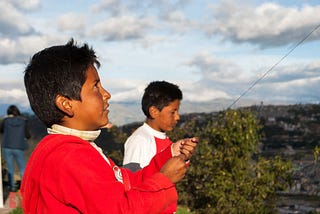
xmin=171 ymin=109 xmax=292 ymax=213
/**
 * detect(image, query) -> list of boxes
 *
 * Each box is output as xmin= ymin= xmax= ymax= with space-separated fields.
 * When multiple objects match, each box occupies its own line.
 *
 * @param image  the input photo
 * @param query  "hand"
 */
xmin=172 ymin=137 xmax=198 ymax=161
xmin=160 ymin=155 xmax=187 ymax=184
xmin=180 ymin=137 xmax=198 ymax=161
xmin=172 ymin=139 xmax=184 ymax=156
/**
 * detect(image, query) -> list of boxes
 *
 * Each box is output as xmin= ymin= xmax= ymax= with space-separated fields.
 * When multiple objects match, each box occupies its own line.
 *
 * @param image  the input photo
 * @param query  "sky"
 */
xmin=0 ymin=0 xmax=320 ymax=115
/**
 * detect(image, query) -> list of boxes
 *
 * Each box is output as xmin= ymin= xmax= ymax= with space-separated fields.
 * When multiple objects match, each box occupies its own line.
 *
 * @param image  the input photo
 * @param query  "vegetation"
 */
xmin=95 ymin=126 xmax=127 ymax=165
xmin=9 ymin=207 xmax=23 ymax=214
xmin=170 ymin=109 xmax=293 ymax=213
xmin=176 ymin=206 xmax=193 ymax=214
xmin=3 ymin=104 xmax=313 ymax=212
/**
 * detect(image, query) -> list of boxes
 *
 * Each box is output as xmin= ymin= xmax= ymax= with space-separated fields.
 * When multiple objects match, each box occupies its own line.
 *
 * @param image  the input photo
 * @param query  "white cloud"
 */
xmin=0 ymin=88 xmax=29 ymax=106
xmin=0 ymin=35 xmax=68 ymax=64
xmin=0 ymin=1 xmax=35 ymax=36
xmin=184 ymin=86 xmax=231 ymax=102
xmin=185 ymin=52 xmax=246 ymax=83
xmin=0 ymin=0 xmax=319 ymax=114
xmin=103 ymin=78 xmax=147 ymax=102
xmin=87 ymin=15 xmax=156 ymax=41
xmin=204 ymin=0 xmax=320 ymax=48
xmin=91 ymin=0 xmax=121 ymax=14
xmin=56 ymin=13 xmax=86 ymax=32
xmin=10 ymin=0 xmax=41 ymax=11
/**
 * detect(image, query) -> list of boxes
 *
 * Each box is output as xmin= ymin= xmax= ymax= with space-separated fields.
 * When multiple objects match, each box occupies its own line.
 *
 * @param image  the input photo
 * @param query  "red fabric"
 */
xmin=21 ymin=134 xmax=177 ymax=214
xmin=155 ymin=137 xmax=173 ymax=154
xmin=155 ymin=137 xmax=177 ymax=213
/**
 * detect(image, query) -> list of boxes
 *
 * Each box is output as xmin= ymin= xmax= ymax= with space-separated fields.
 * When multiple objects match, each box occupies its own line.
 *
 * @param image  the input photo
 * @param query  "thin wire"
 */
xmin=228 ymin=23 xmax=320 ymax=109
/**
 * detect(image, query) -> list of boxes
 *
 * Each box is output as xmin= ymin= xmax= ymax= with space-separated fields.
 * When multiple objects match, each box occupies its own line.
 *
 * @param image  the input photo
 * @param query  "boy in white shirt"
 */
xmin=123 ymin=81 xmax=197 ymax=214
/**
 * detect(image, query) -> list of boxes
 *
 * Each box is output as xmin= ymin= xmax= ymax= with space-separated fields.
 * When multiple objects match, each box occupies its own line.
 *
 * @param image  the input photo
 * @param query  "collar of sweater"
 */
xmin=47 ymin=124 xmax=101 ymax=142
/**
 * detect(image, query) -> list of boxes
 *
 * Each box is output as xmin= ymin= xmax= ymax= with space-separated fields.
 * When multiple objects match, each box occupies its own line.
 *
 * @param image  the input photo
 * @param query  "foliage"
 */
xmin=10 ymin=207 xmax=23 ymax=214
xmin=170 ymin=109 xmax=292 ymax=214
xmin=176 ymin=206 xmax=193 ymax=214
xmin=96 ymin=125 xmax=128 ymax=165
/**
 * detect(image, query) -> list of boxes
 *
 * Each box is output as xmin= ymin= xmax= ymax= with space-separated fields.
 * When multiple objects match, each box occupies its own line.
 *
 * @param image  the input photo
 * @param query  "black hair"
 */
xmin=141 ymin=81 xmax=182 ymax=118
xmin=7 ymin=105 xmax=21 ymax=116
xmin=24 ymin=39 xmax=100 ymax=127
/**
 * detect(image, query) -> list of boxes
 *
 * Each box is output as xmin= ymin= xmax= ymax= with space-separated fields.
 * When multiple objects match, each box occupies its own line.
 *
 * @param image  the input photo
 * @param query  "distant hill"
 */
xmin=108 ymin=98 xmax=275 ymax=126
xmin=0 ymin=98 xmax=283 ymax=126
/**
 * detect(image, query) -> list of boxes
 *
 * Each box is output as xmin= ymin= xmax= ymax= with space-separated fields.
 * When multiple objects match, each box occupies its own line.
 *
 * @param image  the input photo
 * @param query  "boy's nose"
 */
xmin=175 ymin=113 xmax=180 ymax=121
xmin=102 ymin=88 xmax=111 ymax=100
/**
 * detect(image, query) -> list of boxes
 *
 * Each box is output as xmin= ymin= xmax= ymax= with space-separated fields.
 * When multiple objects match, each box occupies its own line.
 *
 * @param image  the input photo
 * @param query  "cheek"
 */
xmin=164 ymin=116 xmax=175 ymax=126
xmin=91 ymin=94 xmax=104 ymax=107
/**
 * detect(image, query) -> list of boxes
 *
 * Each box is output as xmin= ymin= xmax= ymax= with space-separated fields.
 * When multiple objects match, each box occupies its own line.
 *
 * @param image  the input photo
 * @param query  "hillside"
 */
xmin=0 ymin=103 xmax=319 ymax=212
xmin=6 ymin=103 xmax=320 ymax=159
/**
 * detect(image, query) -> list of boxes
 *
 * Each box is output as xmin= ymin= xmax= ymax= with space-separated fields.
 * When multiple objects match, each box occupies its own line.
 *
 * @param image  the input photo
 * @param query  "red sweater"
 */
xmin=21 ymin=134 xmax=178 ymax=214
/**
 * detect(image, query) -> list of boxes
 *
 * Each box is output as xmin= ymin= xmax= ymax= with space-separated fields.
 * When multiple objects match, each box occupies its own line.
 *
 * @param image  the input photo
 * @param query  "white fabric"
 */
xmin=123 ymin=123 xmax=166 ymax=168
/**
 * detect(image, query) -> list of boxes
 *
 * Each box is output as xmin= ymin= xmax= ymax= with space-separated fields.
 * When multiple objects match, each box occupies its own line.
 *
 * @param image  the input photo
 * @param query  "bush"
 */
xmin=171 ymin=109 xmax=292 ymax=213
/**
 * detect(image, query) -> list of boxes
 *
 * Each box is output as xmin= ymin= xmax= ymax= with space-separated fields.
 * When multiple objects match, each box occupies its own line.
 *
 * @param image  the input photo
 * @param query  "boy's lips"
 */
xmin=104 ymin=104 xmax=109 ymax=112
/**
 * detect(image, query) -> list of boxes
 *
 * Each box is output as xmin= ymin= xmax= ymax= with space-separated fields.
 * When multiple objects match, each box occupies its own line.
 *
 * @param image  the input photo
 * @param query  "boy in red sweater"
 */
xmin=21 ymin=39 xmax=198 ymax=213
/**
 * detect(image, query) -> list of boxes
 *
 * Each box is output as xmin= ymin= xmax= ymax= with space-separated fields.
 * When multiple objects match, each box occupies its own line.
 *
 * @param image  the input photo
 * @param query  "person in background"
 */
xmin=21 ymin=39 xmax=198 ymax=213
xmin=0 ymin=105 xmax=31 ymax=192
xmin=123 ymin=80 xmax=196 ymax=213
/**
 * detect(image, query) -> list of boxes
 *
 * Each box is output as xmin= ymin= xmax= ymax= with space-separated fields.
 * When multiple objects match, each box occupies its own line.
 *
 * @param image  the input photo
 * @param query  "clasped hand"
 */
xmin=172 ymin=137 xmax=198 ymax=161
xmin=161 ymin=137 xmax=198 ymax=184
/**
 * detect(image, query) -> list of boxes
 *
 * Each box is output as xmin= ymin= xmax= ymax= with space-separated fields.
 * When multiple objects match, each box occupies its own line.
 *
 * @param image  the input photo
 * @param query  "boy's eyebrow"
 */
xmin=93 ymin=78 xmax=100 ymax=84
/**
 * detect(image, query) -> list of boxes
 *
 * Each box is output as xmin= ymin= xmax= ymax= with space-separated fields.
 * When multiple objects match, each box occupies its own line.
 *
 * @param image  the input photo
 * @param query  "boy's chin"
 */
xmin=101 ymin=123 xmax=113 ymax=129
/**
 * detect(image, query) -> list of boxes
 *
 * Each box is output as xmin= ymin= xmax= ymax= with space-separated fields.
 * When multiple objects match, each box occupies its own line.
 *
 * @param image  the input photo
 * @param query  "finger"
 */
xmin=191 ymin=137 xmax=199 ymax=143
xmin=180 ymin=147 xmax=194 ymax=159
xmin=183 ymin=139 xmax=198 ymax=147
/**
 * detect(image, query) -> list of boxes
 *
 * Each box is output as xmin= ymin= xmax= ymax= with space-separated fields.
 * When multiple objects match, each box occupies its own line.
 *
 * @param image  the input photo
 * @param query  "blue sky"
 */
xmin=0 ymin=0 xmax=320 ymax=114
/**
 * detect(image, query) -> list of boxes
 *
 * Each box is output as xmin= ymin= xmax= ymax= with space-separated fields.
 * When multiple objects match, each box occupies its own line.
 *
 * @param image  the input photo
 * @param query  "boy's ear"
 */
xmin=55 ymin=95 xmax=74 ymax=117
xmin=149 ymin=106 xmax=159 ymax=119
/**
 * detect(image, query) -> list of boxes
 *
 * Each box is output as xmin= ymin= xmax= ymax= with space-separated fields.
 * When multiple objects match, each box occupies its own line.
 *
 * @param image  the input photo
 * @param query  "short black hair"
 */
xmin=141 ymin=81 xmax=182 ymax=118
xmin=24 ymin=39 xmax=100 ymax=127
xmin=7 ymin=105 xmax=21 ymax=116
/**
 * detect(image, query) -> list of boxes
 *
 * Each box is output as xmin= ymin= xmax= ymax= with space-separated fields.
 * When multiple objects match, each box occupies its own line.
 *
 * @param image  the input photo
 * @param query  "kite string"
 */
xmin=228 ymin=23 xmax=320 ymax=109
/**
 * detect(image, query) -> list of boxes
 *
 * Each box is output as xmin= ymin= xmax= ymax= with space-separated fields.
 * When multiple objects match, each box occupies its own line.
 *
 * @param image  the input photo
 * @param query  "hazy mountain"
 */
xmin=108 ymin=98 xmax=280 ymax=126
xmin=0 ymin=98 xmax=290 ymax=126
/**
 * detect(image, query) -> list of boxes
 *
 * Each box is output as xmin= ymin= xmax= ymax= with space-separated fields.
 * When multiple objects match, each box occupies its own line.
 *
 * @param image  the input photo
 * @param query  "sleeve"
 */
xmin=53 ymin=144 xmax=177 ymax=214
xmin=127 ymin=144 xmax=173 ymax=184
xmin=123 ymin=134 xmax=156 ymax=170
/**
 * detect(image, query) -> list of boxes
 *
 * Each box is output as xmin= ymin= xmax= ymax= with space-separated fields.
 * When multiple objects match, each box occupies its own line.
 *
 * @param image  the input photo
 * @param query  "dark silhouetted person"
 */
xmin=0 ymin=105 xmax=30 ymax=192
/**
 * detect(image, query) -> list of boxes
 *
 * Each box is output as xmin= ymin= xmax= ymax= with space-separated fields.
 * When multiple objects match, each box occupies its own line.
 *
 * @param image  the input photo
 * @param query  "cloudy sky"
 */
xmin=1 ymin=0 xmax=319 ymax=114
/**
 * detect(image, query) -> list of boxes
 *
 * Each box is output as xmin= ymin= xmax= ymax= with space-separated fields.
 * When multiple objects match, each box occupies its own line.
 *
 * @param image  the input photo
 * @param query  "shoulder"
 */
xmin=131 ymin=124 xmax=153 ymax=137
xmin=37 ymin=135 xmax=106 ymax=166
xmin=37 ymin=134 xmax=92 ymax=155
xmin=125 ymin=125 xmax=155 ymax=145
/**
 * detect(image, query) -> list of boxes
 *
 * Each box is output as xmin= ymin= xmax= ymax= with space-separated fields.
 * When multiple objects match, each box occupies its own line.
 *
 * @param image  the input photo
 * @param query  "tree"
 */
xmin=171 ymin=109 xmax=292 ymax=213
xmin=96 ymin=125 xmax=128 ymax=165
